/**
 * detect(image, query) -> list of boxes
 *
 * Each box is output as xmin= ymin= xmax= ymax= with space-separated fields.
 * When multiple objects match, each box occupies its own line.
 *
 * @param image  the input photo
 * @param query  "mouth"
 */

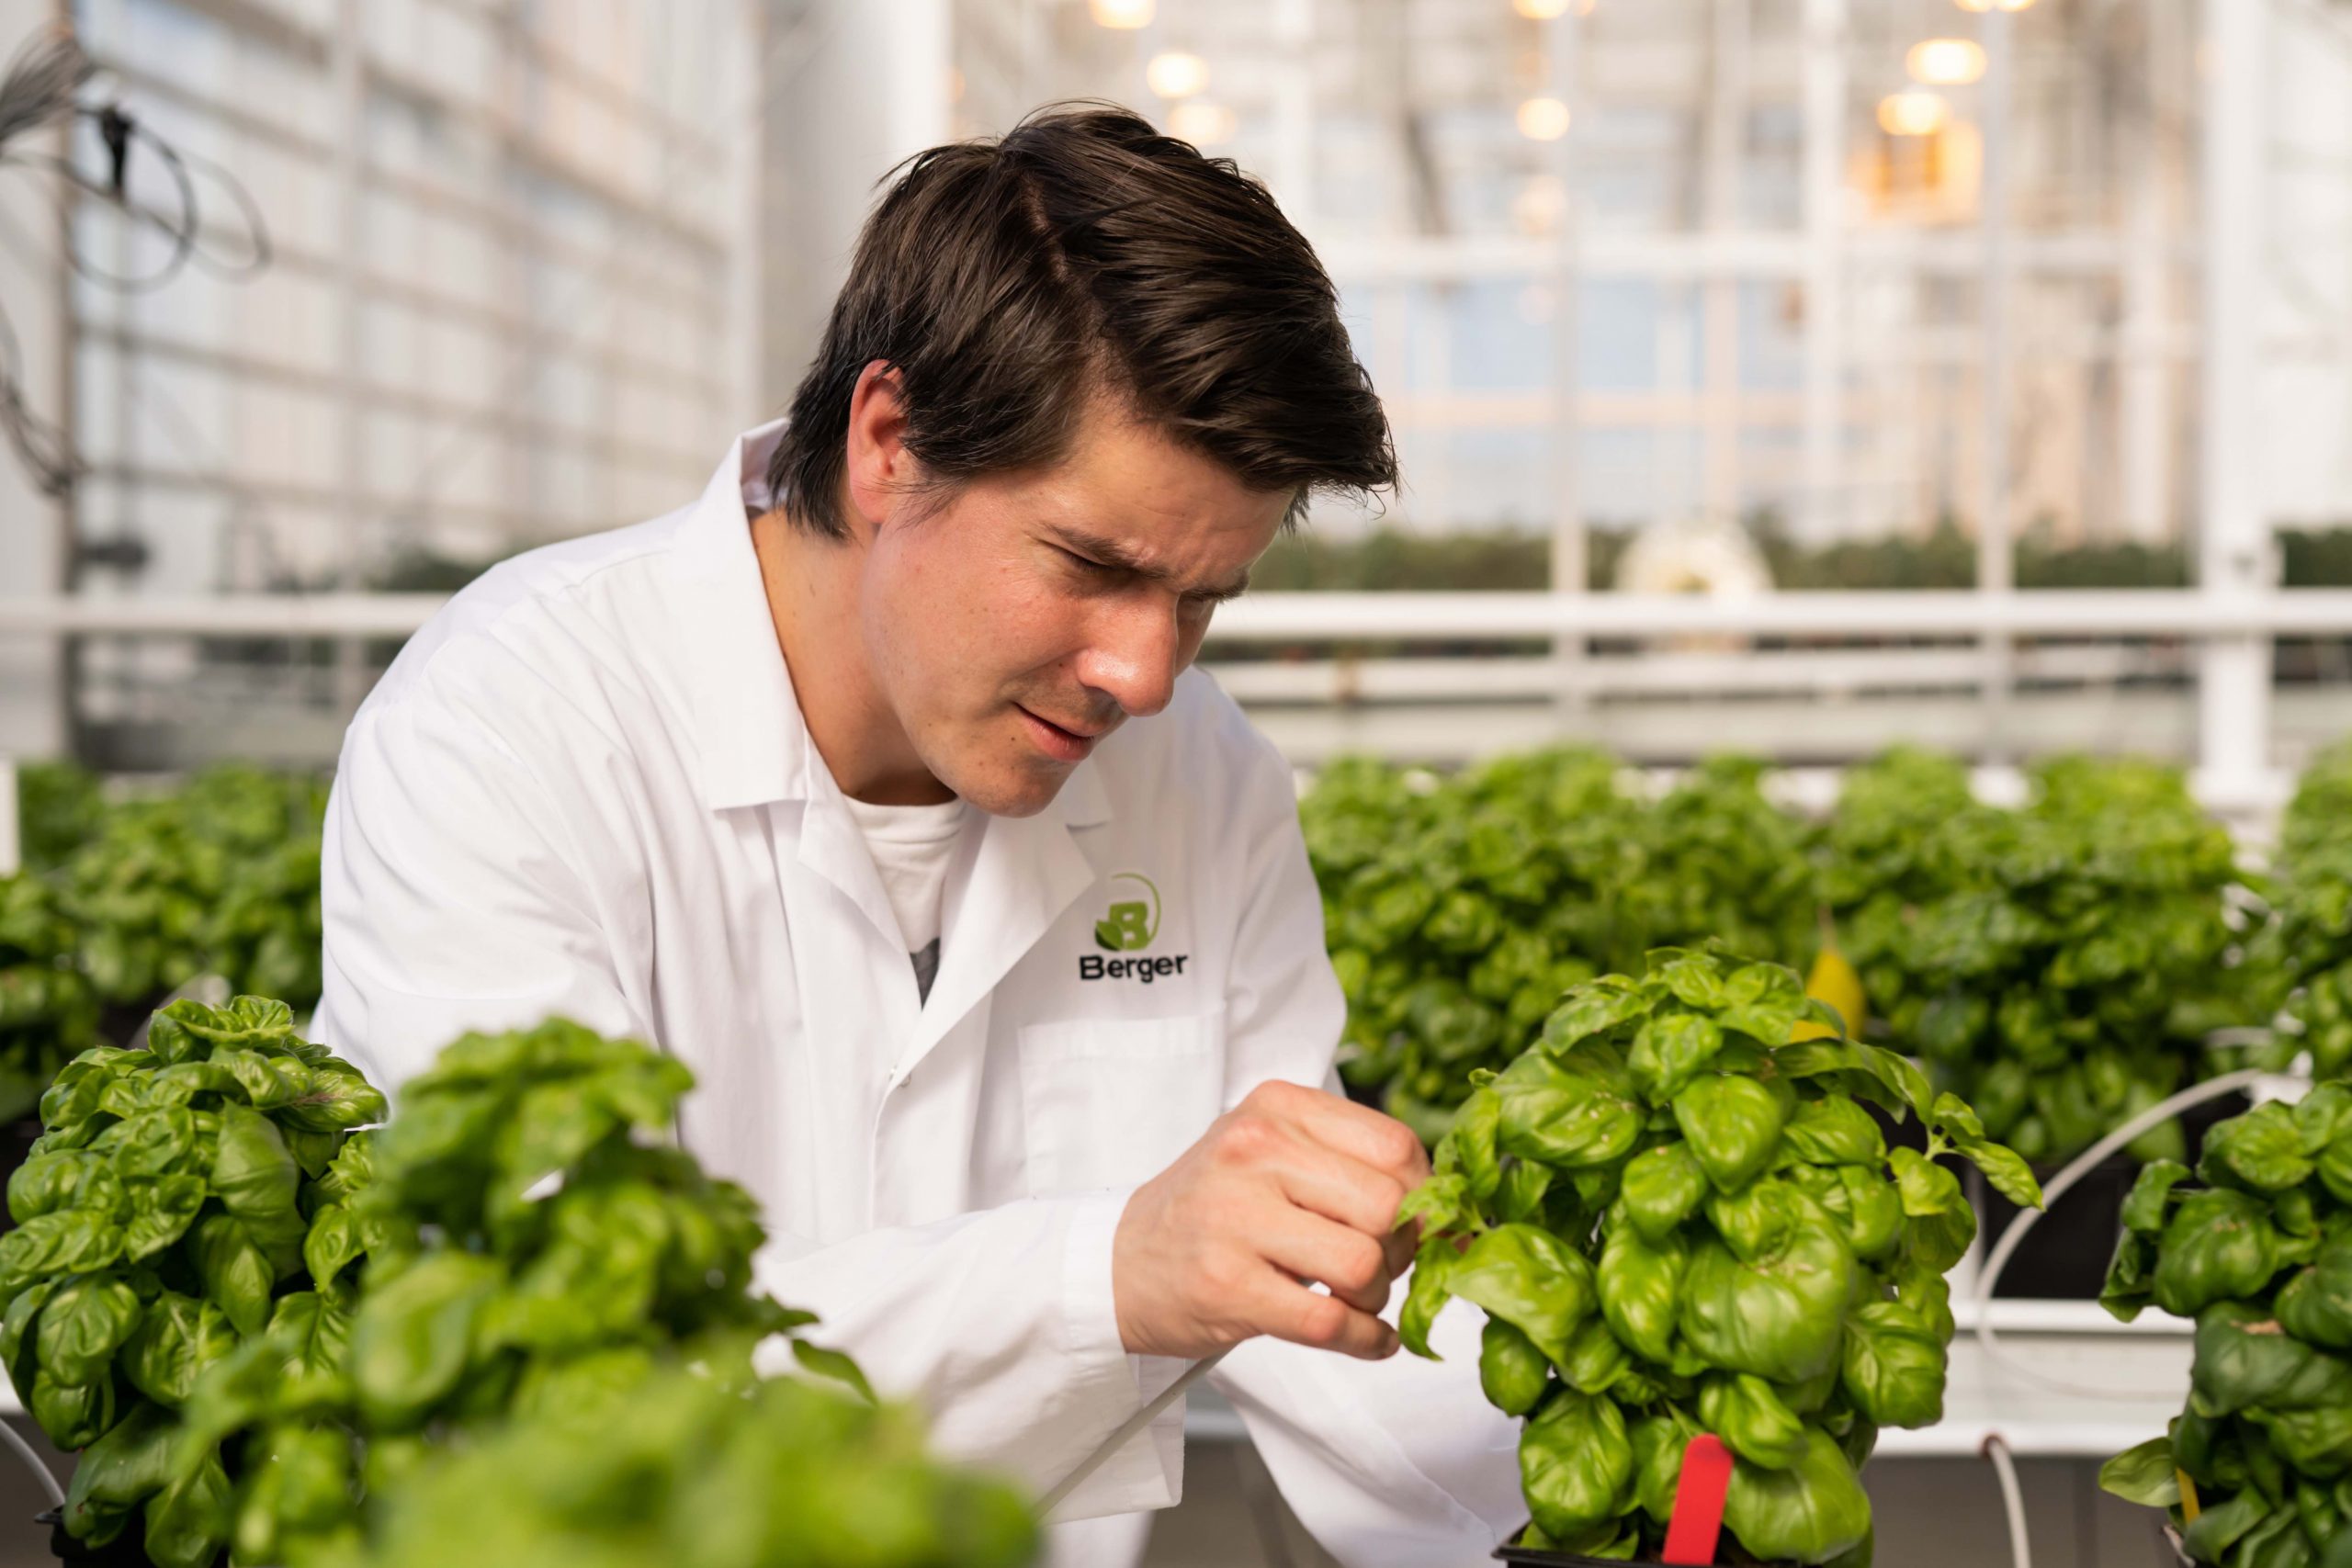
xmin=1015 ymin=705 xmax=1107 ymax=763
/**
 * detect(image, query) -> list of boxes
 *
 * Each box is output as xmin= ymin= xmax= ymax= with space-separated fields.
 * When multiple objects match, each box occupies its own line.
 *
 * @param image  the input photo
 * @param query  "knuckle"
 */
xmin=1377 ymin=1120 xmax=1424 ymax=1171
xmin=1340 ymin=1235 xmax=1387 ymax=1294
xmin=1297 ymin=1293 xmax=1351 ymax=1349
xmin=1244 ymin=1079 xmax=1302 ymax=1118
xmin=1217 ymin=1112 xmax=1278 ymax=1166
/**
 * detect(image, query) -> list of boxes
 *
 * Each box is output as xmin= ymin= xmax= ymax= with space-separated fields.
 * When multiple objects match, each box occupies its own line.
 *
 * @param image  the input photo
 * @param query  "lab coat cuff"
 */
xmin=1046 ymin=1186 xmax=1184 ymax=1521
xmin=1059 ymin=1186 xmax=1133 ymax=1382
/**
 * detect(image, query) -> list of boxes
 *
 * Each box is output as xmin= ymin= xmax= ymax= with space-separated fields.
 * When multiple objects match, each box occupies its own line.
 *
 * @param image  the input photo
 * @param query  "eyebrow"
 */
xmin=1048 ymin=523 xmax=1253 ymax=601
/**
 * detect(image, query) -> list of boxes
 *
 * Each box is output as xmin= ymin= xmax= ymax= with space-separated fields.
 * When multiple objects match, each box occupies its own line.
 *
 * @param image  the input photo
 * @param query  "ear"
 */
xmin=842 ymin=360 xmax=914 ymax=538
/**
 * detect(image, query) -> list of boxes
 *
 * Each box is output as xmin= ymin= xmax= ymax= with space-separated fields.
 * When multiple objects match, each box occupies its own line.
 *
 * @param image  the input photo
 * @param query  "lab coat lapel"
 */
xmin=895 ymin=761 xmax=1113 ymax=1086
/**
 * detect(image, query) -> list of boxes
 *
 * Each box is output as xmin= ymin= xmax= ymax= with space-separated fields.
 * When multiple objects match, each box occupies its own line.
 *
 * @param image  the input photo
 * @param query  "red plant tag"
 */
xmin=1660 ymin=1433 xmax=1734 ymax=1565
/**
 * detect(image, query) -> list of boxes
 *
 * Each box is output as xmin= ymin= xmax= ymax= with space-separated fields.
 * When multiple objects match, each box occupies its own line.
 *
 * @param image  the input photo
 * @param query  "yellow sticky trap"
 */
xmin=2177 ymin=1468 xmax=2200 ymax=1523
xmin=1792 ymin=920 xmax=1867 ymax=1043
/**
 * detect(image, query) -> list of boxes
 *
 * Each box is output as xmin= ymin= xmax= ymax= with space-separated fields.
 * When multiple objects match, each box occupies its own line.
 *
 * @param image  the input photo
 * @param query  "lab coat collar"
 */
xmin=674 ymin=419 xmax=811 ymax=811
xmin=670 ymin=421 xmax=1116 ymax=836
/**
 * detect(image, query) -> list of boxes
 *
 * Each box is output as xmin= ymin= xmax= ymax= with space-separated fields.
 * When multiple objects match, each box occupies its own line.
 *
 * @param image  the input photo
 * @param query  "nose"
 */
xmin=1075 ymin=596 xmax=1182 ymax=718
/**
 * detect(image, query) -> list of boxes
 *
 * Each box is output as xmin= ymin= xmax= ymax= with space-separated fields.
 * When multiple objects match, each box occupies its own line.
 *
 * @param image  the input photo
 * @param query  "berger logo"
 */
xmin=1080 ymin=873 xmax=1189 ymax=984
xmin=1094 ymin=872 xmax=1160 ymax=952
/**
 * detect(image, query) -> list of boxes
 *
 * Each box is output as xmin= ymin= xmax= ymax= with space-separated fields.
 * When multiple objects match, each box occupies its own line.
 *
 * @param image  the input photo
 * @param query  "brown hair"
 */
xmin=768 ymin=104 xmax=1395 ymax=538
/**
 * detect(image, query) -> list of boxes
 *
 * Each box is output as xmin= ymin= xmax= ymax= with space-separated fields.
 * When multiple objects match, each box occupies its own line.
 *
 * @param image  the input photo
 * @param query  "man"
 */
xmin=318 ymin=107 xmax=1519 ymax=1564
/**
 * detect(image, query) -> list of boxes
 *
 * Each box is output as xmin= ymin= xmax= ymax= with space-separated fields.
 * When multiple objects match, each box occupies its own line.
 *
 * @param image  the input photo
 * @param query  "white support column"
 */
xmin=760 ymin=0 xmax=953 ymax=406
xmin=0 ymin=5 xmax=73 ymax=761
xmin=1801 ymin=0 xmax=1848 ymax=544
xmin=1547 ymin=0 xmax=1586 ymax=723
xmin=1272 ymin=0 xmax=1315 ymax=228
xmin=1978 ymin=6 xmax=2018 ymax=760
xmin=1702 ymin=0 xmax=1749 ymax=530
xmin=2118 ymin=0 xmax=2178 ymax=544
xmin=330 ymin=0 xmax=369 ymax=718
xmin=2199 ymin=0 xmax=2274 ymax=803
xmin=728 ymin=0 xmax=766 ymax=426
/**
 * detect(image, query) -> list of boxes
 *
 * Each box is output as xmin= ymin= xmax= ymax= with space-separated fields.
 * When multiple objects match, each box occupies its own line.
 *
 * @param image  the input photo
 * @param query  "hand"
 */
xmin=1112 ymin=1078 xmax=1430 ymax=1361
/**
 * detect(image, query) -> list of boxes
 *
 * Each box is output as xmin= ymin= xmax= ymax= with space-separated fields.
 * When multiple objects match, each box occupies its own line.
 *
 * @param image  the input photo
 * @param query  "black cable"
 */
xmin=0 ymin=28 xmax=90 ymax=152
xmin=0 ymin=294 xmax=82 ymax=500
xmin=0 ymin=23 xmax=275 ymax=502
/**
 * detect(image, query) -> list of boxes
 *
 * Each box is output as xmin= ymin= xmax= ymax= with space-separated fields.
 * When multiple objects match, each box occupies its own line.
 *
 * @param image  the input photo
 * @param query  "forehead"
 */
xmin=1009 ymin=401 xmax=1294 ymax=561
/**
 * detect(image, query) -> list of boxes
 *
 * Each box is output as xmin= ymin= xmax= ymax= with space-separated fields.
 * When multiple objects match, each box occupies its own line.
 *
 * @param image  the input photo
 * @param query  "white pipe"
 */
xmin=1969 ymin=1068 xmax=2272 ymax=1402
xmin=1983 ymin=1432 xmax=2032 ymax=1568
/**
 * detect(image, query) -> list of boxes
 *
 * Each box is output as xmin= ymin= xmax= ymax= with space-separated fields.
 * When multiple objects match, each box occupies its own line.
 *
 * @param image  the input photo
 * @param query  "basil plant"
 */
xmin=1400 ymin=946 xmax=2041 ymax=1565
xmin=337 ymin=1358 xmax=1037 ymax=1568
xmin=2100 ymin=1084 xmax=2352 ymax=1568
xmin=0 ymin=997 xmax=385 ymax=1568
xmin=1306 ymin=751 xmax=1817 ymax=1145
xmin=176 ymin=1017 xmax=844 ymax=1568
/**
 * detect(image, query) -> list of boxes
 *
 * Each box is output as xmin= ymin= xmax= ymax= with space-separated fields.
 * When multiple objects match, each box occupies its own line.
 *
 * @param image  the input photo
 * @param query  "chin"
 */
xmin=933 ymin=758 xmax=1064 ymax=819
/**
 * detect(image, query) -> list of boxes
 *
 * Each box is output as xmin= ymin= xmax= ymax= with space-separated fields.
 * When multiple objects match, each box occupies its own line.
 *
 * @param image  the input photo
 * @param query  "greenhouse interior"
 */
xmin=4 ymin=0 xmax=2352 ymax=1565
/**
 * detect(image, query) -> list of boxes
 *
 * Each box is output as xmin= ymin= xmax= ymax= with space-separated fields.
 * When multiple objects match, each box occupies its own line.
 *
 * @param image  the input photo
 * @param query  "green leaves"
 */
xmin=1679 ymin=1220 xmax=1855 ymax=1385
xmin=1620 ymin=1142 xmax=1709 ymax=1243
xmin=37 ymin=1276 xmax=141 ymax=1386
xmin=1479 ymin=1318 xmax=1551 ymax=1416
xmin=1493 ymin=1050 xmax=1643 ymax=1170
xmin=2098 ymin=1436 xmax=2180 ymax=1506
xmin=1448 ymin=1224 xmax=1595 ymax=1369
xmin=2154 ymin=1190 xmax=2294 ymax=1319
xmin=1700 ymin=1372 xmax=1806 ymax=1469
xmin=1721 ymin=1427 xmax=1873 ymax=1566
xmin=179 ymin=1019 xmax=853 ymax=1567
xmin=1839 ymin=1301 xmax=1946 ymax=1428
xmin=1520 ymin=1390 xmax=1633 ymax=1540
xmin=1672 ymin=1074 xmax=1788 ymax=1192
xmin=330 ymin=1361 xmax=1039 ymax=1568
xmin=1394 ymin=950 xmax=2031 ymax=1568
xmin=1629 ymin=1012 xmax=1724 ymax=1101
xmin=352 ymin=1253 xmax=508 ymax=1429
xmin=2110 ymin=1097 xmax=2352 ymax=1568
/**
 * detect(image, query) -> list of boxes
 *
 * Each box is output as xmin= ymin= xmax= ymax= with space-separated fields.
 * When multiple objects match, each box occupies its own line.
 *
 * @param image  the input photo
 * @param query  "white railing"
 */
xmin=6 ymin=590 xmax=2350 ymax=809
xmin=6 ymin=587 xmax=2352 ymax=640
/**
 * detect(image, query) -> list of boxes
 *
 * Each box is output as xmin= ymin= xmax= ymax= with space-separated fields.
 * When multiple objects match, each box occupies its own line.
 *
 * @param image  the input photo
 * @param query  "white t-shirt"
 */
xmin=840 ymin=794 xmax=968 ymax=1002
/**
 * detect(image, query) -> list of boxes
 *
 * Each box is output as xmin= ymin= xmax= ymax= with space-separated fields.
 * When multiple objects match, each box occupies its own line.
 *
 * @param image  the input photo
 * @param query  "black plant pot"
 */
xmin=1970 ymin=1088 xmax=2250 ymax=1300
xmin=1496 ymin=1545 xmax=1780 ymax=1567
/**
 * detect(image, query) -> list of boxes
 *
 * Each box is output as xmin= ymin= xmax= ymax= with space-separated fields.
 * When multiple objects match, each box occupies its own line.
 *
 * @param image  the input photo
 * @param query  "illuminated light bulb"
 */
xmin=1955 ymin=0 xmax=2036 ymax=10
xmin=1170 ymin=101 xmax=1237 ymax=145
xmin=1513 ymin=0 xmax=1596 ymax=14
xmin=1089 ymin=0 xmax=1153 ymax=28
xmin=1907 ymin=37 xmax=1986 ymax=85
xmin=1146 ymin=51 xmax=1208 ymax=98
xmin=1877 ymin=90 xmax=1951 ymax=137
xmin=1512 ymin=175 xmax=1565 ymax=234
xmin=1516 ymin=96 xmax=1572 ymax=141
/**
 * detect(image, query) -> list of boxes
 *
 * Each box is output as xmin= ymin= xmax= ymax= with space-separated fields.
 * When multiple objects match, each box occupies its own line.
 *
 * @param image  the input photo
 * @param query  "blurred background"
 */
xmin=3 ymin=0 xmax=2351 ymax=808
xmin=0 ymin=6 xmax=2341 ymax=1565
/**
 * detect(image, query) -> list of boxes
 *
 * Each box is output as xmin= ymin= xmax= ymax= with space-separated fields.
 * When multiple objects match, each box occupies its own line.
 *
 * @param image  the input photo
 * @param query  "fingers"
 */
xmin=1243 ymin=1267 xmax=1401 ymax=1360
xmin=1242 ymin=1081 xmax=1430 ymax=1191
xmin=1259 ymin=1205 xmax=1396 ymax=1317
xmin=1270 ymin=1135 xmax=1411 ymax=1242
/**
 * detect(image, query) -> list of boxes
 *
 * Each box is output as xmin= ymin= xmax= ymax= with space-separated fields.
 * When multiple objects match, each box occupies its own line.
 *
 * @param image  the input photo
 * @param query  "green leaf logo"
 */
xmin=1093 ymin=873 xmax=1161 ymax=953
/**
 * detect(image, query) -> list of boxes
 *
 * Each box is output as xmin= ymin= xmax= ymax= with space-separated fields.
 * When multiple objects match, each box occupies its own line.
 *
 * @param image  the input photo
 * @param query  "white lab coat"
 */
xmin=314 ymin=422 xmax=1521 ymax=1565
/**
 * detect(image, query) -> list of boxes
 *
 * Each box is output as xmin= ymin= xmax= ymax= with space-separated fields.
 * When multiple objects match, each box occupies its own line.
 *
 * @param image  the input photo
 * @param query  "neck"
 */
xmin=751 ymin=507 xmax=954 ymax=806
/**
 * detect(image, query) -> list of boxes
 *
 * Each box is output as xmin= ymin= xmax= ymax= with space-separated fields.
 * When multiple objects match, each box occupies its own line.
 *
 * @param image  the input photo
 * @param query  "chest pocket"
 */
xmin=1017 ymin=1012 xmax=1227 ymax=1198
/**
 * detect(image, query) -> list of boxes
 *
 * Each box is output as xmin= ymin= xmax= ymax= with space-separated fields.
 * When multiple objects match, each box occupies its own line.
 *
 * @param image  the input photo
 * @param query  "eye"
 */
xmin=1055 ymin=545 xmax=1118 ymax=578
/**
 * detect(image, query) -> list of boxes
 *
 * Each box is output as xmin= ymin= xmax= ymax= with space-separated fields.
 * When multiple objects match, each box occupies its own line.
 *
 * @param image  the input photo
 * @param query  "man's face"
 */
xmin=855 ymin=396 xmax=1289 ymax=818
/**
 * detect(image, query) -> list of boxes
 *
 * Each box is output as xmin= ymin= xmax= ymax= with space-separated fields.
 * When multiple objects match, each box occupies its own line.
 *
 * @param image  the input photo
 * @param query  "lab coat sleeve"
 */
xmin=1208 ymin=736 xmax=1526 ymax=1566
xmin=752 ymin=1189 xmax=1190 ymax=1524
xmin=313 ymin=676 xmax=647 ymax=1093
